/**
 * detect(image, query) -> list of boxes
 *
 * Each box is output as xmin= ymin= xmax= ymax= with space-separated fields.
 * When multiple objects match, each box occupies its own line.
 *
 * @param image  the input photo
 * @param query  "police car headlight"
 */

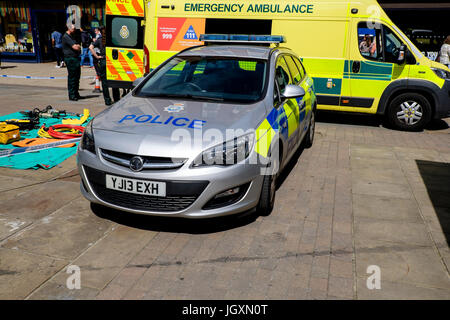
xmin=192 ymin=133 xmax=255 ymax=167
xmin=81 ymin=120 xmax=95 ymax=154
xmin=432 ymin=68 xmax=450 ymax=80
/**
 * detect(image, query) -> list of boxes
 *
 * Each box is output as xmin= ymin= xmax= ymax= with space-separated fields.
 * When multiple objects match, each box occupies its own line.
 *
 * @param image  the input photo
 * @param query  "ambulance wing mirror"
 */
xmin=132 ymin=77 xmax=145 ymax=88
xmin=282 ymin=85 xmax=305 ymax=100
xmin=397 ymin=45 xmax=407 ymax=64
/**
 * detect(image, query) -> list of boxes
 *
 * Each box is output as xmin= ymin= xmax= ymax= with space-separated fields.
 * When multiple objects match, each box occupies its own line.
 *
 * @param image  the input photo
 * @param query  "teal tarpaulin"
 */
xmin=0 ymin=111 xmax=91 ymax=170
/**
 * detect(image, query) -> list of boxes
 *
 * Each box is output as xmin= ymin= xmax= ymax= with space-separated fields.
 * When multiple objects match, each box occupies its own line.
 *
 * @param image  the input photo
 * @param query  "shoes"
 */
xmin=69 ymin=97 xmax=78 ymax=101
xmin=55 ymin=65 xmax=61 ymax=68
xmin=76 ymin=95 xmax=86 ymax=100
xmin=105 ymin=101 xmax=113 ymax=106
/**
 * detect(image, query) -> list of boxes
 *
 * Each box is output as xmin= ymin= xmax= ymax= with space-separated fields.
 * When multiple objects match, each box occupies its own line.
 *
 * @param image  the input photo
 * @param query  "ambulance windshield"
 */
xmin=137 ymin=56 xmax=267 ymax=103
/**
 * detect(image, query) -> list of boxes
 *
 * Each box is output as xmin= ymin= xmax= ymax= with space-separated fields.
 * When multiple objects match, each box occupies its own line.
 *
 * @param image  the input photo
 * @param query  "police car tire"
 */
xmin=257 ymin=143 xmax=280 ymax=216
xmin=304 ymin=109 xmax=316 ymax=148
xmin=388 ymin=93 xmax=432 ymax=131
xmin=258 ymin=172 xmax=275 ymax=216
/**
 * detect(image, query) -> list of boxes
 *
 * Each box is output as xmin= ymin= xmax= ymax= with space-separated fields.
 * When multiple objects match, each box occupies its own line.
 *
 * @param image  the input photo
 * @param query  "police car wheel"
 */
xmin=304 ymin=109 xmax=316 ymax=148
xmin=257 ymin=144 xmax=280 ymax=216
xmin=388 ymin=93 xmax=432 ymax=131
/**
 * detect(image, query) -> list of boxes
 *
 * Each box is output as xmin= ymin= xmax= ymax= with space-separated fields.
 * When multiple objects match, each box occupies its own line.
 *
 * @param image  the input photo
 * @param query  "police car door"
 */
xmin=106 ymin=0 xmax=145 ymax=89
xmin=274 ymin=56 xmax=301 ymax=154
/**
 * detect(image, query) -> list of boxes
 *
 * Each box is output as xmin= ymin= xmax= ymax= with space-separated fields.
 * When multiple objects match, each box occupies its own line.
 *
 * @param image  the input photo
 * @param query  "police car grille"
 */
xmin=92 ymin=186 xmax=197 ymax=212
xmin=100 ymin=149 xmax=187 ymax=170
xmin=84 ymin=166 xmax=207 ymax=212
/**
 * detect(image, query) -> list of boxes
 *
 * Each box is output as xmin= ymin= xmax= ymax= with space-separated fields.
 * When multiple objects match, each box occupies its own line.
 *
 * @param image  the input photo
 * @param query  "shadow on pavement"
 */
xmin=91 ymin=202 xmax=259 ymax=234
xmin=276 ymin=143 xmax=304 ymax=189
xmin=316 ymin=110 xmax=385 ymax=128
xmin=426 ymin=119 xmax=450 ymax=131
xmin=416 ymin=160 xmax=450 ymax=246
xmin=0 ymin=65 xmax=17 ymax=70
xmin=78 ymin=94 xmax=100 ymax=100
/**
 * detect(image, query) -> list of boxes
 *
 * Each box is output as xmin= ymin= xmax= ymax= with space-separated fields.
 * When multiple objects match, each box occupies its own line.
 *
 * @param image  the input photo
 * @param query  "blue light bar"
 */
xmin=200 ymin=34 xmax=286 ymax=44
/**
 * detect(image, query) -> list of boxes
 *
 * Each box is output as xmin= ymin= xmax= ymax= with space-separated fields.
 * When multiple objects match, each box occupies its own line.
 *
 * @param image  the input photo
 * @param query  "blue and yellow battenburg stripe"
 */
xmin=255 ymin=97 xmax=305 ymax=158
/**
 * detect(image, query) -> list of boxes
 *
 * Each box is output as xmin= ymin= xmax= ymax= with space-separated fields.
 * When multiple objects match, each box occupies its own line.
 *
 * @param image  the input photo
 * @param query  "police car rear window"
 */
xmin=137 ymin=57 xmax=267 ymax=103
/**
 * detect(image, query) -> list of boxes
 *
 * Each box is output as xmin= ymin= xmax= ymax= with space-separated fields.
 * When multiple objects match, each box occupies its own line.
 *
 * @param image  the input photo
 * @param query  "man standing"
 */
xmin=89 ymin=27 xmax=112 ymax=106
xmin=51 ymin=28 xmax=64 ymax=68
xmin=80 ymin=27 xmax=94 ymax=68
xmin=62 ymin=24 xmax=82 ymax=101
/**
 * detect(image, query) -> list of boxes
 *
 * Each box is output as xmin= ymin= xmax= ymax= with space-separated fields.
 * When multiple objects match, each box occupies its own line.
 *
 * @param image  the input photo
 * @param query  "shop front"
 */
xmin=0 ymin=0 xmax=105 ymax=63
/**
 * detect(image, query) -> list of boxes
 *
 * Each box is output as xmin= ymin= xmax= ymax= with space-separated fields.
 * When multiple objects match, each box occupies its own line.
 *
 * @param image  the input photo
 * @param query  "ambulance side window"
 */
xmin=107 ymin=16 xmax=144 ymax=49
xmin=383 ymin=26 xmax=404 ymax=63
xmin=357 ymin=22 xmax=383 ymax=62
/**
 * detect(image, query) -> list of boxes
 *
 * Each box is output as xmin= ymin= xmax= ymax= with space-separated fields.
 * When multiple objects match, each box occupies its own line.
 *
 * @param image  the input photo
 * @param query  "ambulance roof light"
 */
xmin=199 ymin=34 xmax=286 ymax=44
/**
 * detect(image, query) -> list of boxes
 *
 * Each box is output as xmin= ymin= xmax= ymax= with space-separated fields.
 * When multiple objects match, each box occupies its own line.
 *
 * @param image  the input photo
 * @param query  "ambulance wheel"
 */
xmin=257 ymin=143 xmax=280 ymax=216
xmin=388 ymin=93 xmax=432 ymax=131
xmin=304 ymin=108 xmax=316 ymax=148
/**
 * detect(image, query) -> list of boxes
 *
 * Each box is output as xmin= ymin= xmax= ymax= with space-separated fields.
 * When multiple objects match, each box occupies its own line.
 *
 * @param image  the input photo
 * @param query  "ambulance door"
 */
xmin=347 ymin=20 xmax=410 ymax=113
xmin=106 ymin=0 xmax=145 ymax=89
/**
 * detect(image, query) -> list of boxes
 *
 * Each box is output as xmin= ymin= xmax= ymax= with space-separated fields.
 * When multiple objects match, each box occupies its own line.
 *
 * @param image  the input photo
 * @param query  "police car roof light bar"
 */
xmin=200 ymin=34 xmax=286 ymax=44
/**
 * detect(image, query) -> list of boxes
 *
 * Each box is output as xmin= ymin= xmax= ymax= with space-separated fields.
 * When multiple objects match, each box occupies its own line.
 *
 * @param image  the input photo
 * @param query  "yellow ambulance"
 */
xmin=106 ymin=0 xmax=450 ymax=131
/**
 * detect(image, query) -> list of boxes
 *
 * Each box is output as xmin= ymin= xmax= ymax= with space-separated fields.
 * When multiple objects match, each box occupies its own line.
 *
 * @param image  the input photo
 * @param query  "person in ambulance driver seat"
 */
xmin=77 ymin=35 xmax=317 ymax=219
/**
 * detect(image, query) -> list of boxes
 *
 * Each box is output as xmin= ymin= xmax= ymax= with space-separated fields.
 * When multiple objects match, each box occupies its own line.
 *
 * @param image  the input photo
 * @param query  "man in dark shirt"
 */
xmin=89 ymin=27 xmax=112 ymax=105
xmin=62 ymin=24 xmax=82 ymax=101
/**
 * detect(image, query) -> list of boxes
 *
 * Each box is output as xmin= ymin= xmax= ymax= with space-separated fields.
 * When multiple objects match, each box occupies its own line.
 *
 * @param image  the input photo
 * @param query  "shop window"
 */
xmin=0 ymin=7 xmax=34 ymax=54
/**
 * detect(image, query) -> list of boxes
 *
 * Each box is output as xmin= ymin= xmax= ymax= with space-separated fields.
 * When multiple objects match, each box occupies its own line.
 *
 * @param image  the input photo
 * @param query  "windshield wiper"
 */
xmin=141 ymin=93 xmax=224 ymax=102
xmin=190 ymin=95 xmax=224 ymax=102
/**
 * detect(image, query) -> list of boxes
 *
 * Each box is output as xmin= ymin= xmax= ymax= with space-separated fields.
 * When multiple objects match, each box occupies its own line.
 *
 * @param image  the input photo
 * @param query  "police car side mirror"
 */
xmin=132 ymin=77 xmax=145 ymax=88
xmin=281 ymin=85 xmax=306 ymax=100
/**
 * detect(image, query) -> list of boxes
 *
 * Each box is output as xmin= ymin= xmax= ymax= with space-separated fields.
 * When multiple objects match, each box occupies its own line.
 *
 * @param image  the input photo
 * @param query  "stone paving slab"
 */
xmin=0 ymin=72 xmax=449 ymax=299
xmin=0 ymin=248 xmax=68 ymax=300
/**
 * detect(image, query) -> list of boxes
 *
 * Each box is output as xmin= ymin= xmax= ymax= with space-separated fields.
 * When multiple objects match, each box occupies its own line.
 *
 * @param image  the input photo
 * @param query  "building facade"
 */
xmin=1 ymin=1 xmax=449 ymax=63
xmin=0 ymin=0 xmax=105 ymax=62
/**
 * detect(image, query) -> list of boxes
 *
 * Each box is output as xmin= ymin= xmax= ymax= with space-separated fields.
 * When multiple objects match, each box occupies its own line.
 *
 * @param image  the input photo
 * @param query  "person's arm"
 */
xmin=72 ymin=43 xmax=81 ymax=51
xmin=89 ymin=43 xmax=102 ymax=60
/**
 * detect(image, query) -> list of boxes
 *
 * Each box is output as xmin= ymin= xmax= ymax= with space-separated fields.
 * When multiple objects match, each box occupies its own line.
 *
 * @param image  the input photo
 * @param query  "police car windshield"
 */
xmin=137 ymin=56 xmax=267 ymax=103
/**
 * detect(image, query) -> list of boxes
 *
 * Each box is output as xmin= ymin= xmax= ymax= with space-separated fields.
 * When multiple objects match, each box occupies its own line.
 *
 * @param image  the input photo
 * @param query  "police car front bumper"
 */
xmin=77 ymin=147 xmax=265 ymax=219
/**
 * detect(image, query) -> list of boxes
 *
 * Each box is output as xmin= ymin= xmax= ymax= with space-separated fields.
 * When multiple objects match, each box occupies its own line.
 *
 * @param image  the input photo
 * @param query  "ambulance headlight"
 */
xmin=81 ymin=120 xmax=95 ymax=154
xmin=192 ymin=133 xmax=255 ymax=167
xmin=432 ymin=68 xmax=450 ymax=80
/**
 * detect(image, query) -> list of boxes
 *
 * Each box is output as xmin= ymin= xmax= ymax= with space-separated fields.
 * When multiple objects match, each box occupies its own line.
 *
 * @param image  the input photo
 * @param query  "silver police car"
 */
xmin=77 ymin=35 xmax=316 ymax=218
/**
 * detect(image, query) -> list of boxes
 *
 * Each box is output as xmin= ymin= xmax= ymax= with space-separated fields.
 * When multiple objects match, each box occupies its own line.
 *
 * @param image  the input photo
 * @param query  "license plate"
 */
xmin=105 ymin=174 xmax=166 ymax=197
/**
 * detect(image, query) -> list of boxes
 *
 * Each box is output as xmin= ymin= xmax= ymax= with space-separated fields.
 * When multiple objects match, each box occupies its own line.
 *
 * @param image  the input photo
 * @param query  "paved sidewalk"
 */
xmin=0 ymin=65 xmax=449 ymax=300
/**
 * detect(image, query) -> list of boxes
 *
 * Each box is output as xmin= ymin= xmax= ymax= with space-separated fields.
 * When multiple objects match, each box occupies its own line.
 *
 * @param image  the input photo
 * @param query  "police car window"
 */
xmin=137 ymin=56 xmax=267 ymax=103
xmin=292 ymin=57 xmax=306 ymax=79
xmin=358 ymin=22 xmax=383 ymax=62
xmin=275 ymin=57 xmax=292 ymax=94
xmin=107 ymin=16 xmax=144 ymax=48
xmin=285 ymin=56 xmax=302 ymax=85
